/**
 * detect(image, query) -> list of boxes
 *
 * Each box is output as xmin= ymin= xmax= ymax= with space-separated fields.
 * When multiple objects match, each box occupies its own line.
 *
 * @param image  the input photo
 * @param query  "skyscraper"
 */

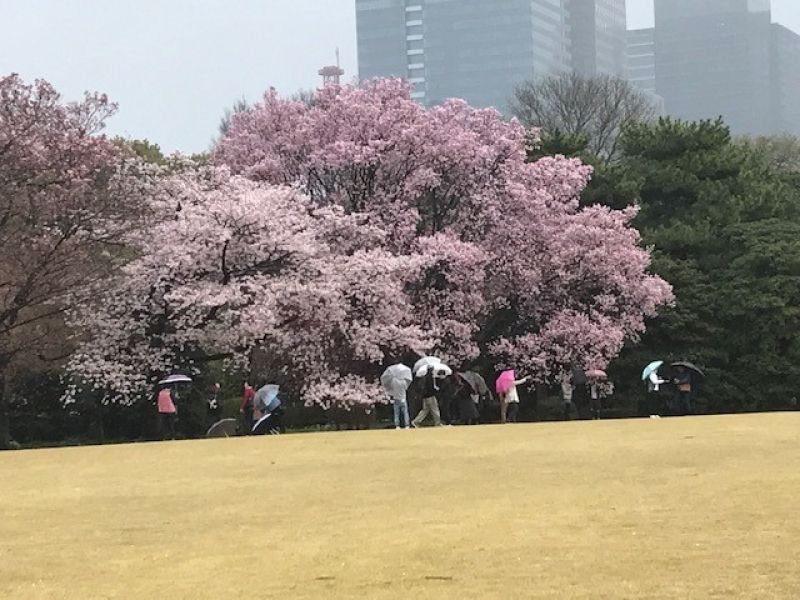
xmin=654 ymin=0 xmax=774 ymax=135
xmin=770 ymin=23 xmax=800 ymax=135
xmin=625 ymin=28 xmax=656 ymax=94
xmin=569 ymin=0 xmax=627 ymax=77
xmin=356 ymin=0 xmax=625 ymax=113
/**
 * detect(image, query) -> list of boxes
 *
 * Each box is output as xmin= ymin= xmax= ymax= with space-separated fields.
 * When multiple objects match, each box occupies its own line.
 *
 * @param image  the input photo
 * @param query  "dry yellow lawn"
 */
xmin=1 ymin=413 xmax=799 ymax=599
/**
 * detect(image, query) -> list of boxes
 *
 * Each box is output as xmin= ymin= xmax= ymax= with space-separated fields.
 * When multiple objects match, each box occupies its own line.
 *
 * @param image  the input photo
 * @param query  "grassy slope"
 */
xmin=1 ymin=414 xmax=799 ymax=599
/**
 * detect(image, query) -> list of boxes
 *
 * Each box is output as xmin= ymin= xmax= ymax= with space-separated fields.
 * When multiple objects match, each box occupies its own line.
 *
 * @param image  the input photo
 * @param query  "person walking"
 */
xmin=455 ymin=374 xmax=480 ymax=425
xmin=157 ymin=385 xmax=178 ymax=440
xmin=240 ymin=381 xmax=255 ymax=433
xmin=412 ymin=369 xmax=443 ymax=428
xmin=561 ymin=378 xmax=574 ymax=421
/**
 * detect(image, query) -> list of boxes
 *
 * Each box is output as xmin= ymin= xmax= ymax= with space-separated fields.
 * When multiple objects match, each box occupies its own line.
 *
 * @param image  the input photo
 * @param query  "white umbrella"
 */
xmin=158 ymin=374 xmax=192 ymax=385
xmin=381 ymin=364 xmax=413 ymax=397
xmin=413 ymin=356 xmax=452 ymax=378
xmin=206 ymin=418 xmax=238 ymax=438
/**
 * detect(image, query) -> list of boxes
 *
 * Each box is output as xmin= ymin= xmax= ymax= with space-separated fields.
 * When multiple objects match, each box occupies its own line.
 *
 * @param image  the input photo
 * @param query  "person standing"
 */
xmin=157 ymin=386 xmax=177 ymax=440
xmin=561 ymin=378 xmax=574 ymax=421
xmin=412 ymin=370 xmax=443 ymax=428
xmin=207 ymin=382 xmax=221 ymax=425
xmin=502 ymin=376 xmax=529 ymax=423
xmin=673 ymin=367 xmax=693 ymax=415
xmin=589 ymin=382 xmax=601 ymax=420
xmin=252 ymin=383 xmax=283 ymax=435
xmin=390 ymin=385 xmax=411 ymax=429
xmin=240 ymin=381 xmax=255 ymax=433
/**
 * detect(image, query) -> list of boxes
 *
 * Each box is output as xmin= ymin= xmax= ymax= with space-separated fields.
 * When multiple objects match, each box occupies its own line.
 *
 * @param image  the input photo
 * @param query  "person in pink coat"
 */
xmin=496 ymin=370 xmax=530 ymax=423
xmin=157 ymin=386 xmax=178 ymax=440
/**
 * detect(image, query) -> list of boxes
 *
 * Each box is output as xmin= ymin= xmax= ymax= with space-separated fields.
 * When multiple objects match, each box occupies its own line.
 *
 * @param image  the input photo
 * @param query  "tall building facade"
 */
xmin=356 ymin=0 xmax=625 ymax=113
xmin=625 ymin=27 xmax=665 ymax=115
xmin=653 ymin=0 xmax=774 ymax=135
xmin=770 ymin=24 xmax=800 ymax=135
xmin=625 ymin=28 xmax=655 ymax=94
xmin=569 ymin=0 xmax=627 ymax=77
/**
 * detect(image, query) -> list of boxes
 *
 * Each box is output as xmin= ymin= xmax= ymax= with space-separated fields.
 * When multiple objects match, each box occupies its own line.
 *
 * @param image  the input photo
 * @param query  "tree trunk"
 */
xmin=0 ymin=362 xmax=11 ymax=450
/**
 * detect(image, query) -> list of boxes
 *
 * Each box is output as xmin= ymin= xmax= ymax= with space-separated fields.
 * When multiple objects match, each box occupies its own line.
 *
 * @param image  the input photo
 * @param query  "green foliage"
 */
xmin=113 ymin=137 xmax=166 ymax=165
xmin=527 ymin=129 xmax=590 ymax=162
xmin=593 ymin=118 xmax=800 ymax=412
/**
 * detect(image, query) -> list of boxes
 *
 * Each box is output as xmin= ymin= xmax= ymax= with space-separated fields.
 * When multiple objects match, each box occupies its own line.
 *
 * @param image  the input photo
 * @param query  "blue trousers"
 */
xmin=393 ymin=400 xmax=410 ymax=428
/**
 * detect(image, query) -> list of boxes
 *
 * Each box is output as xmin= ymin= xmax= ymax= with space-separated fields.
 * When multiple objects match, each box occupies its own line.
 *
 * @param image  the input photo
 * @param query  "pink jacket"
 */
xmin=157 ymin=389 xmax=177 ymax=414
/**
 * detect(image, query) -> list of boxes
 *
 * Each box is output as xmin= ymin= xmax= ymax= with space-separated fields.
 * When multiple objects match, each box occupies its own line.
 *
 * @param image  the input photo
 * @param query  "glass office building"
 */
xmin=770 ymin=23 xmax=800 ymax=135
xmin=569 ymin=0 xmax=627 ymax=77
xmin=654 ymin=0 xmax=774 ymax=135
xmin=356 ymin=0 xmax=597 ymax=113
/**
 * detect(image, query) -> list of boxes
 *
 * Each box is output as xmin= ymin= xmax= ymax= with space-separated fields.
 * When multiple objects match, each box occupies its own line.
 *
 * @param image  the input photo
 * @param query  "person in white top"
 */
xmin=561 ymin=378 xmax=574 ymax=421
xmin=502 ymin=376 xmax=529 ymax=423
xmin=648 ymin=370 xmax=666 ymax=392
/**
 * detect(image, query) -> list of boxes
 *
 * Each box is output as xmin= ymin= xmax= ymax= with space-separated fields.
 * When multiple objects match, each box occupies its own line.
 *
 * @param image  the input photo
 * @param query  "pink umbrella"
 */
xmin=585 ymin=369 xmax=607 ymax=380
xmin=496 ymin=370 xmax=516 ymax=395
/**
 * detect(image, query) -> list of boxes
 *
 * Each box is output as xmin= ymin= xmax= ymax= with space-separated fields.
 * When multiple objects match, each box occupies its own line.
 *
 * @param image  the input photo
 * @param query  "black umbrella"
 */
xmin=458 ymin=371 xmax=490 ymax=396
xmin=671 ymin=361 xmax=704 ymax=378
xmin=571 ymin=367 xmax=587 ymax=386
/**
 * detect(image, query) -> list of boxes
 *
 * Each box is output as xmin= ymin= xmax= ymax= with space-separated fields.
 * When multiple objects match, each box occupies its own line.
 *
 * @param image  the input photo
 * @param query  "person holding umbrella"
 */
xmin=156 ymin=384 xmax=178 ymax=440
xmin=156 ymin=373 xmax=191 ymax=440
xmin=252 ymin=382 xmax=283 ymax=435
xmin=496 ymin=370 xmax=529 ymax=423
xmin=411 ymin=357 xmax=451 ymax=428
xmin=381 ymin=363 xmax=413 ymax=429
xmin=458 ymin=371 xmax=489 ymax=425
xmin=642 ymin=361 xmax=666 ymax=393
xmin=672 ymin=362 xmax=703 ymax=415
xmin=453 ymin=373 xmax=481 ymax=425
xmin=586 ymin=369 xmax=607 ymax=420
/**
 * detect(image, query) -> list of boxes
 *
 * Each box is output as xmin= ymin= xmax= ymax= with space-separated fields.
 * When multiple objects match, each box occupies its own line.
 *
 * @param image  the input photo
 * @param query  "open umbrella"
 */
xmin=672 ymin=361 xmax=704 ymax=378
xmin=158 ymin=373 xmax=192 ymax=385
xmin=413 ymin=356 xmax=452 ymax=378
xmin=458 ymin=371 xmax=490 ymax=396
xmin=585 ymin=369 xmax=607 ymax=380
xmin=641 ymin=361 xmax=664 ymax=381
xmin=206 ymin=418 xmax=239 ymax=438
xmin=254 ymin=384 xmax=281 ymax=413
xmin=571 ymin=366 xmax=587 ymax=386
xmin=496 ymin=370 xmax=517 ymax=396
xmin=381 ymin=364 xmax=413 ymax=397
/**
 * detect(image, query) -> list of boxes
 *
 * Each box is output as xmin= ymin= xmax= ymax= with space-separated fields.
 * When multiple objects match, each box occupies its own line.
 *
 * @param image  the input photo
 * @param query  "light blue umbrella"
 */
xmin=641 ymin=361 xmax=664 ymax=381
xmin=255 ymin=384 xmax=280 ymax=413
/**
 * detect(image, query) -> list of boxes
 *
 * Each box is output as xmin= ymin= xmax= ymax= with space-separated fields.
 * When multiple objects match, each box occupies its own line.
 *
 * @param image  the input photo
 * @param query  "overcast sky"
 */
xmin=2 ymin=0 xmax=799 ymax=153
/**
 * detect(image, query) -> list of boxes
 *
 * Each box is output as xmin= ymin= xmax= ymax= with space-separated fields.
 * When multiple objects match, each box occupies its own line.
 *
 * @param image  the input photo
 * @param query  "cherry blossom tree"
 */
xmin=214 ymin=79 xmax=673 ymax=384
xmin=66 ymin=166 xmax=432 ymax=409
xmin=0 ymin=74 xmax=149 ymax=448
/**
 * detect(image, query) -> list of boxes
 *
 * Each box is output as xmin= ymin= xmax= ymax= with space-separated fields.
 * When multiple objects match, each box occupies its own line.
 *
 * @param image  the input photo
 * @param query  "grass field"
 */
xmin=1 ymin=414 xmax=799 ymax=599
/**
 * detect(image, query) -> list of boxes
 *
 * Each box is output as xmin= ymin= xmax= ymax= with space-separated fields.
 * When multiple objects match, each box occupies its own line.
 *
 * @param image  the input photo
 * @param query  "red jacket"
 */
xmin=240 ymin=385 xmax=255 ymax=411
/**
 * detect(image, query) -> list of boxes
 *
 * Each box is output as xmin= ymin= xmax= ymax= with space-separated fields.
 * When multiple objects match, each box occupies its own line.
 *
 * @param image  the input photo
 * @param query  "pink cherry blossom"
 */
xmin=215 ymin=79 xmax=673 ymax=388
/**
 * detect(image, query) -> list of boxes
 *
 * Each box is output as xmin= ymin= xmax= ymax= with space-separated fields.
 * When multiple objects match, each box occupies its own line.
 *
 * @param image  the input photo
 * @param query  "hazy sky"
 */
xmin=2 ymin=0 xmax=799 ymax=153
